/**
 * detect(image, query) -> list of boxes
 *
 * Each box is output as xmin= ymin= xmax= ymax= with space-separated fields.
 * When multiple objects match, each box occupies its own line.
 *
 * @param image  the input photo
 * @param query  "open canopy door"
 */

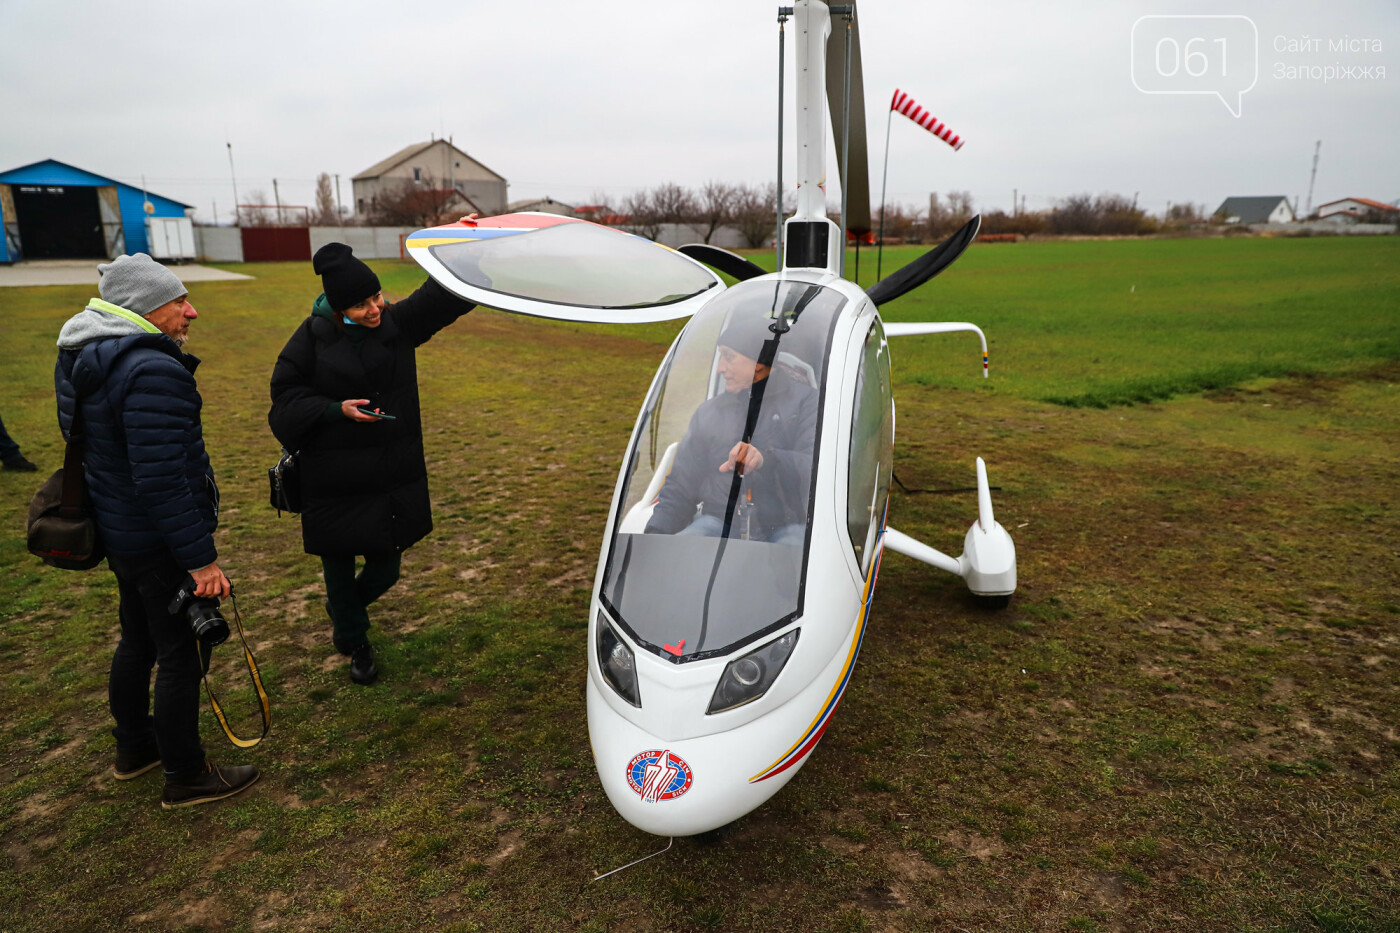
xmin=405 ymin=212 xmax=727 ymax=323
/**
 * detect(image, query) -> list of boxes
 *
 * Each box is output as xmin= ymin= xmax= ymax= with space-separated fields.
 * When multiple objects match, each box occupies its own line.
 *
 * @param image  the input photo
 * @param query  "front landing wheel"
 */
xmin=973 ymin=593 xmax=1011 ymax=610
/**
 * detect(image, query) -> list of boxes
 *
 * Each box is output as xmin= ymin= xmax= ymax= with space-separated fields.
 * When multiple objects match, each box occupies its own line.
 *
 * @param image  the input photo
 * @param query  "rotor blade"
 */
xmin=826 ymin=3 xmax=871 ymax=235
xmin=677 ymin=243 xmax=767 ymax=282
xmin=866 ymin=214 xmax=981 ymax=306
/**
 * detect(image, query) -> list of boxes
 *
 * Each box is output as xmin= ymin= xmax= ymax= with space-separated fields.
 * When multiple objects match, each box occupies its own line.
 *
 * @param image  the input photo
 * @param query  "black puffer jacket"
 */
xmin=645 ymin=369 xmax=819 ymax=537
xmin=54 ymin=303 xmax=218 ymax=570
xmin=268 ymin=277 xmax=472 ymax=556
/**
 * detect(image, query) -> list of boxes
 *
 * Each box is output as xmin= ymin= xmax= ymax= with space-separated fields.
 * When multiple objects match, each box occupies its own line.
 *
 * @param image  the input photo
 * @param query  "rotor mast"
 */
xmin=782 ymin=0 xmax=841 ymax=274
xmin=792 ymin=0 xmax=830 ymax=223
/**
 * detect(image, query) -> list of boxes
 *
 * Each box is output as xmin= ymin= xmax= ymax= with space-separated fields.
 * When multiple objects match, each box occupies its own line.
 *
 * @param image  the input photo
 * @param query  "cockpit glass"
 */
xmin=428 ymin=222 xmax=719 ymax=310
xmin=600 ymin=279 xmax=847 ymax=661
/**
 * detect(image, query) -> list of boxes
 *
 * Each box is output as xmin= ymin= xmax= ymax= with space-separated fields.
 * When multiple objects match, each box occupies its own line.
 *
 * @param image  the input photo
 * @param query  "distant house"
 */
xmin=352 ymin=140 xmax=507 ymax=219
xmin=0 ymin=158 xmax=191 ymax=262
xmin=1214 ymin=196 xmax=1295 ymax=225
xmin=1314 ymin=197 xmax=1399 ymax=224
xmin=506 ymin=197 xmax=576 ymax=217
xmin=574 ymin=204 xmax=628 ymax=226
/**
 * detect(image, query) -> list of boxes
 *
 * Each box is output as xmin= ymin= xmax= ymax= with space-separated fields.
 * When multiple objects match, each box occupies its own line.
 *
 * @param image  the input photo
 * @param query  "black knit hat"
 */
xmin=717 ymin=312 xmax=778 ymax=359
xmin=313 ymin=242 xmax=381 ymax=312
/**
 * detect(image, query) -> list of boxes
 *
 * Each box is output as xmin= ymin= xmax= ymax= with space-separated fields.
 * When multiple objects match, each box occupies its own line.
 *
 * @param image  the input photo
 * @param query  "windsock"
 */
xmin=890 ymin=89 xmax=964 ymax=151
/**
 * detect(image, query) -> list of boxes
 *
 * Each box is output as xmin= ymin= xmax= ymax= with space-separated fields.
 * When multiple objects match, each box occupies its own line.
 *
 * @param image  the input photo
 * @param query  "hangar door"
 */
xmin=11 ymin=184 xmax=110 ymax=259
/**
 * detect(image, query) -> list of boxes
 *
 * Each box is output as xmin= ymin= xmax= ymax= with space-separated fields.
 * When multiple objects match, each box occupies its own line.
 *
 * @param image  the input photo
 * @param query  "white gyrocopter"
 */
xmin=405 ymin=0 xmax=1015 ymax=847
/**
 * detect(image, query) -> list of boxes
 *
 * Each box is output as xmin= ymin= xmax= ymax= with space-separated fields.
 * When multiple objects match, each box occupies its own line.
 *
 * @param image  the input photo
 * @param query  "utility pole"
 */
xmin=1013 ymin=188 xmax=1017 ymax=217
xmin=1305 ymin=139 xmax=1322 ymax=218
xmin=273 ymin=178 xmax=283 ymax=226
xmin=334 ymin=174 xmax=344 ymax=225
xmin=226 ymin=142 xmax=240 ymax=227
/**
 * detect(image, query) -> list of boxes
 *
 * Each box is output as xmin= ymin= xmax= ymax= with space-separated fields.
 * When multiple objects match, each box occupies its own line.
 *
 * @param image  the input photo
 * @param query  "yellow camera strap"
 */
xmin=196 ymin=593 xmax=271 ymax=749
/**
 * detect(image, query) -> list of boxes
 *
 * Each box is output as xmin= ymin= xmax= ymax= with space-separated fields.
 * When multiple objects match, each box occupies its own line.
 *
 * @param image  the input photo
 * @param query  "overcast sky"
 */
xmin=2 ymin=0 xmax=1395 ymax=224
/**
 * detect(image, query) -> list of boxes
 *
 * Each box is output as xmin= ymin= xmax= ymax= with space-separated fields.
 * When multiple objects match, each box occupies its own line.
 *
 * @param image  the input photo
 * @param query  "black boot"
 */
xmin=161 ymin=760 xmax=259 ymax=809
xmin=2 ymin=455 xmax=37 ymax=472
xmin=349 ymin=642 xmax=378 ymax=685
xmin=113 ymin=743 xmax=162 ymax=780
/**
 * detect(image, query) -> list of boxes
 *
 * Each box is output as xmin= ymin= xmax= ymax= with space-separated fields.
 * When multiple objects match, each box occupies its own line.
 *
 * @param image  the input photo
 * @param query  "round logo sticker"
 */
xmin=625 ymin=749 xmax=694 ymax=803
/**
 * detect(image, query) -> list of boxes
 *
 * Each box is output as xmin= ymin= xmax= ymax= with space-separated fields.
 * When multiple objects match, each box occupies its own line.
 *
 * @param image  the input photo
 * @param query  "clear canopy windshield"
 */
xmin=600 ymin=279 xmax=847 ymax=662
xmin=428 ymin=222 xmax=719 ymax=310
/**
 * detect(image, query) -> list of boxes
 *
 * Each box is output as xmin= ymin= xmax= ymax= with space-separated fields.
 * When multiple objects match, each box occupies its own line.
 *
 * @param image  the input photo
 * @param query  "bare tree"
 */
xmin=874 ymin=201 xmax=924 ymax=243
xmin=622 ymin=189 xmax=663 ymax=241
xmin=1165 ymin=202 xmax=1206 ymax=225
xmin=311 ymin=173 xmax=338 ymax=226
xmin=366 ymin=174 xmax=472 ymax=227
xmin=696 ymin=181 xmax=738 ymax=244
xmin=732 ymin=183 xmax=778 ymax=249
xmin=922 ymin=191 xmax=975 ymax=239
xmin=979 ymin=209 xmax=1046 ymax=237
xmin=1048 ymin=192 xmax=1156 ymax=235
xmin=241 ymin=189 xmax=271 ymax=226
xmin=650 ymin=182 xmax=697 ymax=228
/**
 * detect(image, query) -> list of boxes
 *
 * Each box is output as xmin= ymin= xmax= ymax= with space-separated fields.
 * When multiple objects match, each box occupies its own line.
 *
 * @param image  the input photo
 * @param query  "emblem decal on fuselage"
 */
xmin=626 ymin=749 xmax=694 ymax=802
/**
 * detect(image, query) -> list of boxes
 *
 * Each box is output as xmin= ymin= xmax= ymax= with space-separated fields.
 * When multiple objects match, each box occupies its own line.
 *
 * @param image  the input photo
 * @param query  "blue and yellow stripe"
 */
xmin=749 ymin=518 xmax=887 ymax=783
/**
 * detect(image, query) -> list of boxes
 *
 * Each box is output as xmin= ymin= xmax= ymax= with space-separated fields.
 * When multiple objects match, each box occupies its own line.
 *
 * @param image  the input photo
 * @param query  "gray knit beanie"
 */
xmin=97 ymin=253 xmax=187 ymax=316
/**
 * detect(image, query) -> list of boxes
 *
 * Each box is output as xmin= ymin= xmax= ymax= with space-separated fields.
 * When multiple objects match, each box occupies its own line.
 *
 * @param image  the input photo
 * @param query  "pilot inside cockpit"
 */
xmin=643 ymin=313 xmax=818 ymax=545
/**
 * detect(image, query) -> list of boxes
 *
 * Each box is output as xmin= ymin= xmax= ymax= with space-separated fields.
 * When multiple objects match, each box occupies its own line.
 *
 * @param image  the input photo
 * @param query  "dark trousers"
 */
xmin=321 ymin=552 xmax=402 ymax=649
xmin=0 ymin=411 xmax=20 ymax=461
xmin=107 ymin=551 xmax=210 ymax=777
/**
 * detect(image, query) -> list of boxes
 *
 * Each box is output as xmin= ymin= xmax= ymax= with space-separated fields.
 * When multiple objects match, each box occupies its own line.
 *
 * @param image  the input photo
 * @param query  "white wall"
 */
xmin=194 ymin=226 xmax=243 ymax=262
xmin=195 ymin=225 xmax=421 ymax=263
xmin=194 ymin=222 xmax=764 ymax=265
xmin=309 ymin=226 xmax=418 ymax=260
xmin=648 ymin=223 xmax=748 ymax=250
xmin=1251 ymin=221 xmax=1397 ymax=236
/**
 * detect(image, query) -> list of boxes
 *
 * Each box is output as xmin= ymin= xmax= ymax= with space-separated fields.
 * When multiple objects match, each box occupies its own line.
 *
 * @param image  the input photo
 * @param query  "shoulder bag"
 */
xmin=27 ymin=402 xmax=105 ymax=570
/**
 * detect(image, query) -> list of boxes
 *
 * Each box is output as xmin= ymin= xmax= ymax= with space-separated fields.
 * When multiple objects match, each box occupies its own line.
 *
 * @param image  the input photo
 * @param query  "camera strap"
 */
xmin=196 ymin=593 xmax=272 ymax=748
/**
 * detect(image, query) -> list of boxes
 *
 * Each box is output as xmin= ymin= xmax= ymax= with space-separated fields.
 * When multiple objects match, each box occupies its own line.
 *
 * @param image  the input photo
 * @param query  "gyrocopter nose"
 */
xmin=588 ymin=679 xmax=748 ymax=837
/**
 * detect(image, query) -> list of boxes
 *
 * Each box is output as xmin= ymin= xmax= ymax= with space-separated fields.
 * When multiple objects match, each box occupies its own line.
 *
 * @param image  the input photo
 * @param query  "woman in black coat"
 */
xmin=269 ymin=242 xmax=473 ymax=684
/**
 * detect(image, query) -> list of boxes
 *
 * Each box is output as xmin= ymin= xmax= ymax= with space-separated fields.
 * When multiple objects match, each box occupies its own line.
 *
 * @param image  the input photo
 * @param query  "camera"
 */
xmin=168 ymin=575 xmax=231 ymax=647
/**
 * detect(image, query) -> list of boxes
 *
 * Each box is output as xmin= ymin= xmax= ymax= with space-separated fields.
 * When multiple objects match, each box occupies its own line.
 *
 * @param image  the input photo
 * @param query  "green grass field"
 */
xmin=1 ymin=237 xmax=1397 ymax=931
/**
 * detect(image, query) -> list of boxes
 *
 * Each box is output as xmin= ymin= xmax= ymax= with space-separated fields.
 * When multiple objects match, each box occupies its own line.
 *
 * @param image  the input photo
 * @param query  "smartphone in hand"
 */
xmin=355 ymin=406 xmax=397 ymax=420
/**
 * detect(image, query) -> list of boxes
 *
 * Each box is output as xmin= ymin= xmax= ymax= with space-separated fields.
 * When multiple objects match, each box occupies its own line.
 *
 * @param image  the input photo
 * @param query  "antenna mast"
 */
xmin=1304 ymin=140 xmax=1321 ymax=218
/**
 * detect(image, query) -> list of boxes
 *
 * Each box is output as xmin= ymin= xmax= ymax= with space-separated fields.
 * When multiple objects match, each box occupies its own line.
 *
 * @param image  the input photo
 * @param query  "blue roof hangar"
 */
xmin=0 ymin=159 xmax=191 ymax=262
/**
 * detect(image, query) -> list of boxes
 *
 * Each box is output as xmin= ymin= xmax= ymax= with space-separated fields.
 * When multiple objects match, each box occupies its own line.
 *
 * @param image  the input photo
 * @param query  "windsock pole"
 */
xmin=877 ymin=105 xmax=893 ymax=280
xmin=878 ymin=88 xmax=965 ymax=282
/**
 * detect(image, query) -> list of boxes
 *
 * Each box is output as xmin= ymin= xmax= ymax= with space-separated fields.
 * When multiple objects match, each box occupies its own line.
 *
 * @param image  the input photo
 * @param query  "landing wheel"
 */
xmin=973 ymin=593 xmax=1011 ymax=610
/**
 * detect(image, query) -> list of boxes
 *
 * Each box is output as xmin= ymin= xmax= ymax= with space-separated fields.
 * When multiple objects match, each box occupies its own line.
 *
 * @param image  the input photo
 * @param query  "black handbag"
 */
xmin=27 ymin=404 xmax=105 ymax=570
xmin=268 ymin=448 xmax=302 ymax=515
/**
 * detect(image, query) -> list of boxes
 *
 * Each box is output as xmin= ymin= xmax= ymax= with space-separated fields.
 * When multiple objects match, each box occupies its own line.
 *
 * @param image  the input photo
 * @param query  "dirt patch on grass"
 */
xmin=943 ymin=831 xmax=1004 ymax=860
xmin=131 ymin=894 xmax=232 ymax=930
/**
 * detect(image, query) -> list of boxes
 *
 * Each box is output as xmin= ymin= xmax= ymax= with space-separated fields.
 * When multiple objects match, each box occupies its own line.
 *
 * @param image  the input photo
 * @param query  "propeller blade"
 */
xmin=678 ymin=243 xmax=767 ymax=282
xmin=826 ymin=3 xmax=871 ymax=236
xmin=866 ymin=214 xmax=982 ymax=306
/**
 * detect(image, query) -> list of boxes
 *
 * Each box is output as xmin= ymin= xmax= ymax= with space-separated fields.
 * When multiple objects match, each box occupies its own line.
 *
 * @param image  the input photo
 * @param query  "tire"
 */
xmin=973 ymin=593 xmax=1011 ymax=610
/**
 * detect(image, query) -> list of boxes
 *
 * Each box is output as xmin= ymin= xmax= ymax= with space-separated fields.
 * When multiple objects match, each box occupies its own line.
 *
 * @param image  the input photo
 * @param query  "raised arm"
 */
xmin=390 ymin=276 xmax=476 ymax=348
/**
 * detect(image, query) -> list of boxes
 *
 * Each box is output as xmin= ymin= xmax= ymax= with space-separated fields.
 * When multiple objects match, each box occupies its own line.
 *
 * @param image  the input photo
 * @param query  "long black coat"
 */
xmin=268 ymin=278 xmax=473 ymax=556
